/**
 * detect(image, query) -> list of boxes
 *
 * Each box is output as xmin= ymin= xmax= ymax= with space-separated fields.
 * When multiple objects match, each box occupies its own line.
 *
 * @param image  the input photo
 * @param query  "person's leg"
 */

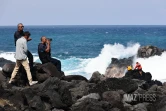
xmin=27 ymin=50 xmax=33 ymax=70
xmin=139 ymin=69 xmax=142 ymax=75
xmin=21 ymin=59 xmax=32 ymax=83
xmin=9 ymin=60 xmax=21 ymax=82
xmin=51 ymin=58 xmax=61 ymax=72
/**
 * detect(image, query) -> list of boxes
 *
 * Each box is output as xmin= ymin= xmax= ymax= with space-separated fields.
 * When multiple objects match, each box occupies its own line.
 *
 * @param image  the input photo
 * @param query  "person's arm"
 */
xmin=134 ymin=64 xmax=138 ymax=69
xmin=45 ymin=40 xmax=50 ymax=52
xmin=23 ymin=40 xmax=28 ymax=54
xmin=14 ymin=32 xmax=19 ymax=46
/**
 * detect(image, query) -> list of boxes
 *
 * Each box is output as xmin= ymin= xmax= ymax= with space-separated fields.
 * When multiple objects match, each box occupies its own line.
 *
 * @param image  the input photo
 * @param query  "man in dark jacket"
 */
xmin=38 ymin=36 xmax=61 ymax=72
xmin=14 ymin=23 xmax=33 ymax=69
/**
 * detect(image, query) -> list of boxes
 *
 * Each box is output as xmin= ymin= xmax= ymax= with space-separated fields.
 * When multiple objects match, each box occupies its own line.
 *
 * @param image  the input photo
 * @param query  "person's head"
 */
xmin=136 ymin=62 xmax=139 ymax=64
xmin=23 ymin=31 xmax=31 ymax=41
xmin=41 ymin=36 xmax=47 ymax=43
xmin=17 ymin=23 xmax=24 ymax=31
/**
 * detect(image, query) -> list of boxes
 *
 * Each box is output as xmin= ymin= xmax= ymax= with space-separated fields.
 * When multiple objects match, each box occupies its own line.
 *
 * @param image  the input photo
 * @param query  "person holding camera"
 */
xmin=14 ymin=23 xmax=33 ymax=70
xmin=9 ymin=31 xmax=38 ymax=86
xmin=38 ymin=36 xmax=61 ymax=72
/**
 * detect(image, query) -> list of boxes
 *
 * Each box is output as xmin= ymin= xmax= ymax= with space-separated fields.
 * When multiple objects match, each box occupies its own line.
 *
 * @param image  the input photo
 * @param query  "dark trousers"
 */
xmin=27 ymin=50 xmax=33 ymax=69
xmin=50 ymin=58 xmax=61 ymax=72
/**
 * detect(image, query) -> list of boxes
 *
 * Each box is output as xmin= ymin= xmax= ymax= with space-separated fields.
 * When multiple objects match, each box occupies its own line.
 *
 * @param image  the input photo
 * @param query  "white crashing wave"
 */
xmin=133 ymin=51 xmax=166 ymax=81
xmin=1 ymin=43 xmax=166 ymax=81
xmin=0 ymin=52 xmax=39 ymax=62
xmin=84 ymin=43 xmax=140 ymax=75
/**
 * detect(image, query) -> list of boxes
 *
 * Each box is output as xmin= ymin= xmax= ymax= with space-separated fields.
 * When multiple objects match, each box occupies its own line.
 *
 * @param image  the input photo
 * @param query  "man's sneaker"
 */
xmin=29 ymin=81 xmax=38 ymax=86
xmin=9 ymin=80 xmax=13 ymax=84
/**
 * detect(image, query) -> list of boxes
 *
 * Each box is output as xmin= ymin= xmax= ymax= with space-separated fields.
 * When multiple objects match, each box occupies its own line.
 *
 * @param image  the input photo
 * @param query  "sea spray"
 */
xmin=0 ymin=52 xmax=39 ymax=62
xmin=1 ymin=43 xmax=166 ymax=81
xmin=84 ymin=43 xmax=140 ymax=74
xmin=133 ymin=51 xmax=166 ymax=80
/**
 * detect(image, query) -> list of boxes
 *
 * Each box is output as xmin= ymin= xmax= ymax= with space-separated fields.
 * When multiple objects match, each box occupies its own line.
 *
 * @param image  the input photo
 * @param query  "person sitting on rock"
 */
xmin=134 ymin=62 xmax=142 ymax=75
xmin=38 ymin=36 xmax=61 ymax=72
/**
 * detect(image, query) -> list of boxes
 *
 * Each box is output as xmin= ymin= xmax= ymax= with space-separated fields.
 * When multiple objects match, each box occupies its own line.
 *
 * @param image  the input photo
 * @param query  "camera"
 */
xmin=47 ymin=38 xmax=52 ymax=41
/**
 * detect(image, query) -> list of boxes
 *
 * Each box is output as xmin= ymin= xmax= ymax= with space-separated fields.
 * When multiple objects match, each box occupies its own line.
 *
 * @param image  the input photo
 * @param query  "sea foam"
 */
xmin=84 ymin=43 xmax=140 ymax=74
xmin=1 ymin=43 xmax=166 ymax=81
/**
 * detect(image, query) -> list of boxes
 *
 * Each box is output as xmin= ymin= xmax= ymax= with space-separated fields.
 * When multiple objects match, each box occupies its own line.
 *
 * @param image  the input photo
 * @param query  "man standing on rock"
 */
xmin=14 ymin=23 xmax=33 ymax=70
xmin=9 ymin=31 xmax=38 ymax=86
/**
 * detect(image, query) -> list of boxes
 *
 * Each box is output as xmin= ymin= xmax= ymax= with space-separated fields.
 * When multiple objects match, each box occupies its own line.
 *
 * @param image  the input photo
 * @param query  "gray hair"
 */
xmin=17 ymin=23 xmax=23 ymax=28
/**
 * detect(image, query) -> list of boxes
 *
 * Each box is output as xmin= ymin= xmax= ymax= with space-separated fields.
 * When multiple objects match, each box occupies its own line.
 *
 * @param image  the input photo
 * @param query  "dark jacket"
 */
xmin=38 ymin=43 xmax=51 ymax=64
xmin=14 ymin=30 xmax=24 ymax=46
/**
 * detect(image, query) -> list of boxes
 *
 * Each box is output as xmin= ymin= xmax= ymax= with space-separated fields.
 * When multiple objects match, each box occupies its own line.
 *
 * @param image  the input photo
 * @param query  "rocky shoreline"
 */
xmin=0 ymin=45 xmax=165 ymax=111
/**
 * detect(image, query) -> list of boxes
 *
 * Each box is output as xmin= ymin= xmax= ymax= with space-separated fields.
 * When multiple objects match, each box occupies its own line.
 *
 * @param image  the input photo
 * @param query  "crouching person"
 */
xmin=9 ymin=31 xmax=38 ymax=86
xmin=134 ymin=62 xmax=142 ymax=75
xmin=38 ymin=36 xmax=61 ymax=72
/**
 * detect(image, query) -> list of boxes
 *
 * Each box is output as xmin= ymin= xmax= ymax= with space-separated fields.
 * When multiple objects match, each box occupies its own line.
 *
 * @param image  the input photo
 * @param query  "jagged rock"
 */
xmin=132 ymin=103 xmax=149 ymax=111
xmin=105 ymin=57 xmax=133 ymax=78
xmin=0 ymin=106 xmax=5 ymax=111
xmin=69 ymin=81 xmax=95 ymax=103
xmin=37 ymin=77 xmax=72 ymax=109
xmin=110 ymin=108 xmax=121 ymax=111
xmin=89 ymin=71 xmax=106 ymax=83
xmin=2 ymin=63 xmax=31 ymax=86
xmin=0 ymin=89 xmax=27 ymax=111
xmin=0 ymin=58 xmax=14 ymax=67
xmin=102 ymin=90 xmax=125 ymax=109
xmin=29 ymin=96 xmax=45 ymax=111
xmin=2 ymin=63 xmax=15 ymax=77
xmin=76 ymin=93 xmax=100 ymax=104
xmin=125 ymin=70 xmax=152 ymax=82
xmin=133 ymin=87 xmax=147 ymax=94
xmin=137 ymin=45 xmax=164 ymax=58
xmin=37 ymin=62 xmax=63 ymax=78
xmin=36 ymin=72 xmax=50 ymax=83
xmin=140 ymin=80 xmax=162 ymax=90
xmin=89 ymin=78 xmax=138 ymax=94
xmin=61 ymin=75 xmax=88 ymax=82
xmin=154 ymin=96 xmax=166 ymax=111
xmin=132 ymin=79 xmax=146 ymax=87
xmin=0 ymin=71 xmax=6 ymax=82
xmin=71 ymin=98 xmax=112 ymax=111
xmin=52 ymin=108 xmax=64 ymax=111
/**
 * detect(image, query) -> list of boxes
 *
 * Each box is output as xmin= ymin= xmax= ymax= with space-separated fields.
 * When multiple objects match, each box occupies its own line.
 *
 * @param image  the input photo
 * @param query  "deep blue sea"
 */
xmin=0 ymin=25 xmax=166 ymax=80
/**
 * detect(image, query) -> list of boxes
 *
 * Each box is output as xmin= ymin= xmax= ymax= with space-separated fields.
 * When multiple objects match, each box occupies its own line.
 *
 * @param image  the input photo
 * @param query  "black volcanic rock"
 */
xmin=0 ymin=77 xmax=73 ymax=110
xmin=0 ymin=71 xmax=6 ymax=82
xmin=125 ymin=70 xmax=152 ymax=82
xmin=0 ymin=58 xmax=14 ymax=67
xmin=69 ymin=81 xmax=95 ymax=103
xmin=2 ymin=63 xmax=15 ymax=77
xmin=36 ymin=72 xmax=50 ymax=83
xmin=61 ymin=75 xmax=88 ymax=82
xmin=37 ymin=62 xmax=63 ymax=78
xmin=90 ymin=78 xmax=138 ymax=94
xmin=137 ymin=45 xmax=164 ymax=58
xmin=37 ymin=77 xmax=73 ymax=109
xmin=1 ymin=51 xmax=166 ymax=111
xmin=89 ymin=71 xmax=106 ymax=84
xmin=140 ymin=80 xmax=163 ymax=90
xmin=105 ymin=57 xmax=133 ymax=78
xmin=102 ymin=90 xmax=125 ymax=109
xmin=71 ymin=98 xmax=112 ymax=111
